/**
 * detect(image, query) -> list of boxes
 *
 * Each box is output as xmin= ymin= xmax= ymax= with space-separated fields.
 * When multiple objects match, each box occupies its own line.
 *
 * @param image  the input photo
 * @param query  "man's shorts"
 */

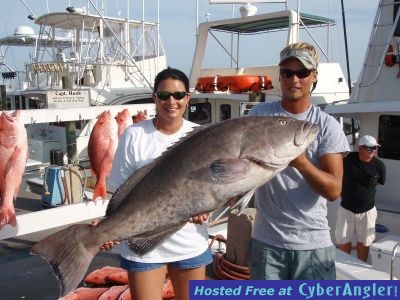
xmin=334 ymin=206 xmax=377 ymax=246
xmin=120 ymin=248 xmax=213 ymax=272
xmin=248 ymin=238 xmax=336 ymax=280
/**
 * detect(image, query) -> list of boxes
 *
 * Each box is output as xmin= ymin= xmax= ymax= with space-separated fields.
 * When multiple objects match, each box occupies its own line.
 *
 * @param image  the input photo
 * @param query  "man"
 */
xmin=335 ymin=135 xmax=386 ymax=262
xmin=248 ymin=41 xmax=350 ymax=280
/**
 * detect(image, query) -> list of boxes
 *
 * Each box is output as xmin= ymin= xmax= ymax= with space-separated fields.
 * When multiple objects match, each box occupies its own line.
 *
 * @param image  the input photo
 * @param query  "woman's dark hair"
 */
xmin=153 ymin=67 xmax=190 ymax=92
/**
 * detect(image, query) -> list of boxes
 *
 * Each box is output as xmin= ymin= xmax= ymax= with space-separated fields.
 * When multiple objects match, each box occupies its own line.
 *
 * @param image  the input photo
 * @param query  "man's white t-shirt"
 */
xmin=107 ymin=119 xmax=209 ymax=263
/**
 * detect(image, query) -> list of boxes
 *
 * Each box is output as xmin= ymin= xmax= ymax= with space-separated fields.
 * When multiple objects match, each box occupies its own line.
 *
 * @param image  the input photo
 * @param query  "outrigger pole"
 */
xmin=340 ymin=0 xmax=352 ymax=94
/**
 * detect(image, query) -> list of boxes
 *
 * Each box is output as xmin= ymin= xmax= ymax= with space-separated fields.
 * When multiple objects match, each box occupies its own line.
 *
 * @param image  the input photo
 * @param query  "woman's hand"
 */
xmin=91 ymin=219 xmax=120 ymax=251
xmin=189 ymin=213 xmax=209 ymax=225
xmin=99 ymin=240 xmax=120 ymax=252
xmin=133 ymin=110 xmax=148 ymax=123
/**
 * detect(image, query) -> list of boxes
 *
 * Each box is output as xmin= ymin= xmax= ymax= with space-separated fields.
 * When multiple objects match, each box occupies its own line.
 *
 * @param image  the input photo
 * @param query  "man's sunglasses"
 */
xmin=155 ymin=91 xmax=188 ymax=101
xmin=279 ymin=68 xmax=313 ymax=79
xmin=362 ymin=146 xmax=378 ymax=152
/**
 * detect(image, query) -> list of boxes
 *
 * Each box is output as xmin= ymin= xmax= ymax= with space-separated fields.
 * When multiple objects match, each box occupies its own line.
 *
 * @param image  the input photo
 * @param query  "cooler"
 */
xmin=41 ymin=166 xmax=65 ymax=208
xmin=369 ymin=235 xmax=400 ymax=279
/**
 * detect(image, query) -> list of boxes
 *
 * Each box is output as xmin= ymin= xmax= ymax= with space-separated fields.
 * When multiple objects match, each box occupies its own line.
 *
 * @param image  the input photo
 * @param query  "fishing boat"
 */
xmin=184 ymin=0 xmax=350 ymax=124
xmin=0 ymin=0 xmax=164 ymax=164
xmin=204 ymin=0 xmax=400 ymax=281
xmin=324 ymin=0 xmax=400 ymax=280
xmin=0 ymin=1 xmax=398 ymax=298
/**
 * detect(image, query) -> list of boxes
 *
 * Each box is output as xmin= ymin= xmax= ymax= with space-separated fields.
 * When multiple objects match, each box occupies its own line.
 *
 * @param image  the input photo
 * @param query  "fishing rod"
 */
xmin=19 ymin=0 xmax=37 ymax=20
xmin=340 ymin=0 xmax=358 ymax=146
xmin=340 ymin=0 xmax=352 ymax=94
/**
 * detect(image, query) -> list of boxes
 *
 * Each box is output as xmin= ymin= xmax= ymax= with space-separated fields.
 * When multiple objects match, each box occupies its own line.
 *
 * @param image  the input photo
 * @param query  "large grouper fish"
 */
xmin=31 ymin=116 xmax=319 ymax=296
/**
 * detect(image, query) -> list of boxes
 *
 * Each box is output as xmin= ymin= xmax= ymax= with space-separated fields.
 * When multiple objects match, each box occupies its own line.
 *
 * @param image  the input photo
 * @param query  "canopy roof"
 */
xmin=0 ymin=34 xmax=75 ymax=47
xmin=35 ymin=12 xmax=156 ymax=32
xmin=209 ymin=11 xmax=335 ymax=34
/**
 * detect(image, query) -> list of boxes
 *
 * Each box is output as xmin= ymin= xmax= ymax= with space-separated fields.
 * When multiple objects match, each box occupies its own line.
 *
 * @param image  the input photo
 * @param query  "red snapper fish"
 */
xmin=115 ymin=109 xmax=133 ymax=138
xmin=0 ymin=110 xmax=28 ymax=229
xmin=88 ymin=110 xmax=118 ymax=201
xmin=60 ymin=287 xmax=109 ymax=300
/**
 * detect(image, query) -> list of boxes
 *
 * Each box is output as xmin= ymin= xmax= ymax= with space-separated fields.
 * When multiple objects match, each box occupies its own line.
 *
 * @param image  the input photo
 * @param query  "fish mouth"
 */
xmin=294 ymin=121 xmax=319 ymax=146
xmin=0 ymin=113 xmax=16 ymax=123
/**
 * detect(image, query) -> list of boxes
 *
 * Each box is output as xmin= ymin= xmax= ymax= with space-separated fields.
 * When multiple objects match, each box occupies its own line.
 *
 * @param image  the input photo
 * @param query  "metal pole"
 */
xmin=196 ymin=0 xmax=199 ymax=37
xmin=341 ymin=0 xmax=355 ymax=145
xmin=341 ymin=0 xmax=352 ymax=94
xmin=19 ymin=0 xmax=36 ymax=17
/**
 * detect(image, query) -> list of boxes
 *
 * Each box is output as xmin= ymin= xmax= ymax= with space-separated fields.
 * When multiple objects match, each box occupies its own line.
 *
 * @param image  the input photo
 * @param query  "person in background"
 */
xmin=248 ymin=41 xmax=350 ymax=279
xmin=105 ymin=67 xmax=211 ymax=300
xmin=335 ymin=135 xmax=386 ymax=262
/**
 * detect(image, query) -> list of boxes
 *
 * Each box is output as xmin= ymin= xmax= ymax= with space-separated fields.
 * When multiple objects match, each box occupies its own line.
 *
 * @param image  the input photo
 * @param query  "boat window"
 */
xmin=378 ymin=115 xmax=400 ymax=160
xmin=188 ymin=103 xmax=211 ymax=125
xmin=15 ymin=97 xmax=20 ymax=109
xmin=21 ymin=96 xmax=26 ymax=110
xmin=220 ymin=104 xmax=231 ymax=121
xmin=240 ymin=103 xmax=257 ymax=116
xmin=6 ymin=98 xmax=11 ymax=110
xmin=28 ymin=99 xmax=39 ymax=109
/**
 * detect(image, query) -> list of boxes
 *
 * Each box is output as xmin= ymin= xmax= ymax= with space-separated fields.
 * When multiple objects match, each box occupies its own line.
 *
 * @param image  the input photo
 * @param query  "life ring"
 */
xmin=195 ymin=75 xmax=273 ymax=94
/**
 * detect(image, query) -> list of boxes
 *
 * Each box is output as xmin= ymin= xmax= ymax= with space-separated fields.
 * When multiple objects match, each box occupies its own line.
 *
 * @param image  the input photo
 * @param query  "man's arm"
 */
xmin=290 ymin=152 xmax=344 ymax=201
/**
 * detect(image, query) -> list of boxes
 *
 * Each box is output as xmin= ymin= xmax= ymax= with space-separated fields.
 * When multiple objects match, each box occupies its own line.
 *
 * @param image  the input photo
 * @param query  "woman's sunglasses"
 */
xmin=155 ymin=91 xmax=188 ymax=101
xmin=279 ymin=68 xmax=313 ymax=79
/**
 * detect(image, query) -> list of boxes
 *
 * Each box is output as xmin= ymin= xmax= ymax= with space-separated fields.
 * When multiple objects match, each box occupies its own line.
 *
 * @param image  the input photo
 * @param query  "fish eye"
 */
xmin=279 ymin=119 xmax=287 ymax=125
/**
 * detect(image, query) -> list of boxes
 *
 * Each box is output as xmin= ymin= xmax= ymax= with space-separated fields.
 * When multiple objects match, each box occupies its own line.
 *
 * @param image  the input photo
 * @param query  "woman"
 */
xmin=106 ymin=67 xmax=212 ymax=300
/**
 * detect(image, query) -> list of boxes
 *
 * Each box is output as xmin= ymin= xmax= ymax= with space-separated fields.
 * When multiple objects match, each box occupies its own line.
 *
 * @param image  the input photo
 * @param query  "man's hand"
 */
xmin=289 ymin=151 xmax=308 ymax=171
xmin=189 ymin=213 xmax=209 ymax=225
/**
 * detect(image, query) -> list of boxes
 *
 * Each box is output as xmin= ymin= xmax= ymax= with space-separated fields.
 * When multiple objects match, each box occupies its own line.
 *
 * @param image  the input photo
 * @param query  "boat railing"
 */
xmin=0 ymin=104 xmax=156 ymax=241
xmin=352 ymin=0 xmax=400 ymax=100
xmin=24 ymin=56 xmax=163 ymax=89
xmin=390 ymin=242 xmax=400 ymax=279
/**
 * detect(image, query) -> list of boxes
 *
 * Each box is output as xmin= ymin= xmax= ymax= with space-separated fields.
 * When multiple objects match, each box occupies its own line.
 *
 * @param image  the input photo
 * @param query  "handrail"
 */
xmin=390 ymin=242 xmax=400 ymax=280
xmin=356 ymin=0 xmax=400 ymax=94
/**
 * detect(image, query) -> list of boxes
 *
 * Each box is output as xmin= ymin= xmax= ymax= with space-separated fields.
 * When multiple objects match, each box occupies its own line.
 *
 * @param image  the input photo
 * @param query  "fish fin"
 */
xmin=93 ymin=181 xmax=107 ymax=201
xmin=106 ymin=124 xmax=210 ymax=215
xmin=106 ymin=163 xmax=153 ymax=215
xmin=154 ymin=124 xmax=209 ymax=159
xmin=127 ymin=223 xmax=186 ymax=256
xmin=30 ymin=224 xmax=97 ymax=297
xmin=210 ymin=158 xmax=251 ymax=183
xmin=231 ymin=189 xmax=255 ymax=215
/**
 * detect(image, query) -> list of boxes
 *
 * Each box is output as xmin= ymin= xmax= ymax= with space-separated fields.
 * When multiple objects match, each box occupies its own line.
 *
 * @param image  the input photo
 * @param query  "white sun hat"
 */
xmin=358 ymin=135 xmax=380 ymax=147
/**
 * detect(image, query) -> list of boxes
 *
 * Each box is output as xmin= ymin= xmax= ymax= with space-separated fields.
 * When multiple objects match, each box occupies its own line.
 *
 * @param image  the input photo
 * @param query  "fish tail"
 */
xmin=31 ymin=224 xmax=98 ymax=297
xmin=93 ymin=180 xmax=107 ymax=201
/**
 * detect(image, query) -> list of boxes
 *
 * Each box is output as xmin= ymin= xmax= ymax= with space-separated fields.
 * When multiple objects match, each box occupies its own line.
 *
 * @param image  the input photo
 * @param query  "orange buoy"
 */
xmin=385 ymin=45 xmax=396 ymax=67
xmin=195 ymin=75 xmax=272 ymax=94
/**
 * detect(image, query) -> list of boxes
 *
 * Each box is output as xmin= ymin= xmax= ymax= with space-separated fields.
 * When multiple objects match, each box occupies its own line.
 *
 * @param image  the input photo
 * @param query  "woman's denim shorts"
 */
xmin=120 ymin=248 xmax=213 ymax=272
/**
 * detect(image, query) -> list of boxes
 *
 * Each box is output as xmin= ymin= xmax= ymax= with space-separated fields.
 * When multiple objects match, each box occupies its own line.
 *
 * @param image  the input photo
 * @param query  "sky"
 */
xmin=0 ymin=0 xmax=380 ymax=85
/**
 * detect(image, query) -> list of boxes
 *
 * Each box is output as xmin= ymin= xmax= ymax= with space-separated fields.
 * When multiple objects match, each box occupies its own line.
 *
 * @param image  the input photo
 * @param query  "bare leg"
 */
xmin=128 ymin=266 xmax=167 ymax=300
xmin=338 ymin=242 xmax=352 ymax=254
xmin=357 ymin=242 xmax=369 ymax=262
xmin=168 ymin=266 xmax=206 ymax=300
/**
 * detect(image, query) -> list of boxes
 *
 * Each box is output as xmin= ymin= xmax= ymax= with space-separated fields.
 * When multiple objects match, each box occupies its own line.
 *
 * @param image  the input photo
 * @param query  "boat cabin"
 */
xmin=326 ymin=0 xmax=400 ymax=214
xmin=186 ymin=8 xmax=350 ymax=124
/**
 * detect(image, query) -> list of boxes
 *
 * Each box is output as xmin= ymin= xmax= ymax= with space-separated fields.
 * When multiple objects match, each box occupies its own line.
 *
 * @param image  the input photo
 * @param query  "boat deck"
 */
xmin=0 ymin=174 xmax=120 ymax=300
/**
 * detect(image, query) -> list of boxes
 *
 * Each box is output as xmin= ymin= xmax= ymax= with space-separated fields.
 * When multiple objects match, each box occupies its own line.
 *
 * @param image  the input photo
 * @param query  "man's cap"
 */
xmin=279 ymin=48 xmax=317 ymax=70
xmin=359 ymin=135 xmax=380 ymax=147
